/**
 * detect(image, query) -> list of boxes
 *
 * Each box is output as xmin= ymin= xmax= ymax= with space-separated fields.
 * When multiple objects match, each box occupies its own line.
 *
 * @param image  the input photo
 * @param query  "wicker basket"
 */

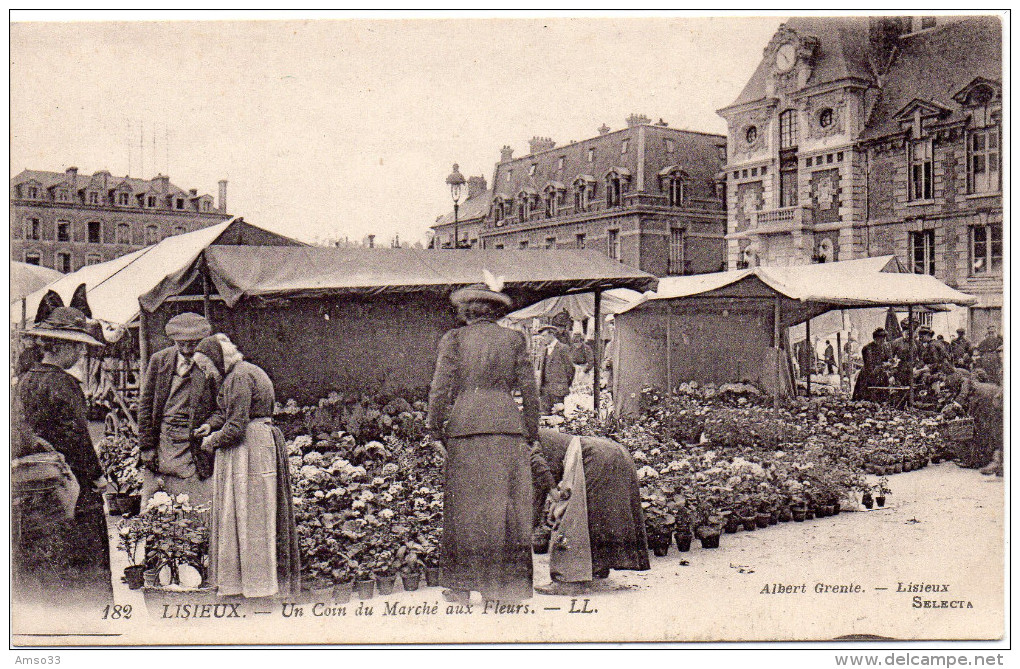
xmin=940 ymin=417 xmax=975 ymax=442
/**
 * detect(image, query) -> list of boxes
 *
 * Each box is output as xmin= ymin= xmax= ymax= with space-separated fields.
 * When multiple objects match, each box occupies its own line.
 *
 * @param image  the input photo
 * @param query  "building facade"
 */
xmin=477 ymin=116 xmax=727 ymax=276
xmin=10 ymin=167 xmax=231 ymax=273
xmin=718 ymin=15 xmax=1002 ymax=331
xmin=432 ymin=175 xmax=489 ymax=249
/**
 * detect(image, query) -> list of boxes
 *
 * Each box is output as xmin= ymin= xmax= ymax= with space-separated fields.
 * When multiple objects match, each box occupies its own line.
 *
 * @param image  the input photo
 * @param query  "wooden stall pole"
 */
xmin=21 ymin=296 xmax=27 ymax=329
xmin=805 ymin=317 xmax=812 ymax=398
xmin=139 ymin=309 xmax=150 ymax=369
xmin=907 ymin=304 xmax=915 ymax=408
xmin=202 ymin=259 xmax=211 ymax=321
xmin=773 ymin=297 xmax=781 ymax=411
xmin=665 ymin=301 xmax=673 ymax=395
xmin=836 ymin=330 xmax=843 ymax=395
xmin=592 ymin=289 xmax=602 ymax=416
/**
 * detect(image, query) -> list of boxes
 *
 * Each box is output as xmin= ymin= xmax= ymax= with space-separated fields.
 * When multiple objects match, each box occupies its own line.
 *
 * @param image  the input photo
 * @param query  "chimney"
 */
xmin=367 ymin=234 xmax=376 ymax=248
xmin=152 ymin=173 xmax=170 ymax=192
xmin=598 ymin=124 xmax=611 ymax=135
xmin=500 ymin=145 xmax=514 ymax=162
xmin=66 ymin=166 xmax=78 ymax=191
xmin=868 ymin=17 xmax=910 ymax=75
xmin=528 ymin=136 xmax=556 ymax=154
xmin=655 ymin=118 xmax=669 ymax=127
xmin=467 ymin=175 xmax=487 ymax=199
xmin=625 ymin=114 xmax=651 ymax=128
xmin=218 ymin=179 xmax=228 ymax=213
xmin=188 ymin=188 xmax=198 ymax=196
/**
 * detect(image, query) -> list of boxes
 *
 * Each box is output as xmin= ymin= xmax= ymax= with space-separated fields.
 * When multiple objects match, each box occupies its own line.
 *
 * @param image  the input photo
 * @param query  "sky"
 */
xmin=10 ymin=13 xmax=785 ymax=246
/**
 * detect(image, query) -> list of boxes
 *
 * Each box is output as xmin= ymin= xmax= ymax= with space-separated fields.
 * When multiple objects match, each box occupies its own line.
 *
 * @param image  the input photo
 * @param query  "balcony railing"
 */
xmin=750 ymin=205 xmax=812 ymax=234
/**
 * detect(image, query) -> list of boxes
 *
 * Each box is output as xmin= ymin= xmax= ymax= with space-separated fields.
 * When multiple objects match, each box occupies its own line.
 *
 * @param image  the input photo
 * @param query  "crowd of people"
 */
xmin=13 ymin=309 xmax=300 ymax=610
xmin=851 ymin=319 xmax=1004 ymax=475
xmin=11 ymin=284 xmax=1004 ymax=612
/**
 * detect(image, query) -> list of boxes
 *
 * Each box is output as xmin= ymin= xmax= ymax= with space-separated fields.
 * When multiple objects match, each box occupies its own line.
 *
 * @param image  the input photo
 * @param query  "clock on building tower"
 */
xmin=776 ymin=43 xmax=797 ymax=72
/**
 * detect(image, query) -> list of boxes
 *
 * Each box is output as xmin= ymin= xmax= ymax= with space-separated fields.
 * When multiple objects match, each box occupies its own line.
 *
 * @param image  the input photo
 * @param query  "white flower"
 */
xmin=379 ymin=509 xmax=395 ymax=520
xmin=352 ymin=499 xmax=366 ymax=510
xmin=151 ymin=491 xmax=172 ymax=505
xmin=313 ymin=490 xmax=325 ymax=499
xmin=175 ymin=494 xmax=190 ymax=505
xmin=372 ymin=477 xmax=386 ymax=487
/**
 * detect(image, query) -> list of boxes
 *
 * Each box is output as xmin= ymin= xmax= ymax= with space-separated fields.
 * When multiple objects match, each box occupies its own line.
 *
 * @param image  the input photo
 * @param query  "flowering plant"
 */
xmin=121 ymin=491 xmax=210 ymax=583
xmin=97 ymin=434 xmax=143 ymax=496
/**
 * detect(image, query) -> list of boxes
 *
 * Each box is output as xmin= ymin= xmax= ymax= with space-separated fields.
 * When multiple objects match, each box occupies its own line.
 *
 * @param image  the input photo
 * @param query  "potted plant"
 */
xmin=331 ymin=560 xmax=355 ymax=604
xmin=117 ymin=520 xmax=145 ymax=590
xmin=875 ymin=477 xmax=891 ymax=507
xmin=399 ymin=551 xmax=424 ymax=592
xmin=355 ymin=564 xmax=376 ymax=599
xmin=861 ymin=488 xmax=874 ymax=510
xmin=96 ymin=434 xmax=143 ymax=516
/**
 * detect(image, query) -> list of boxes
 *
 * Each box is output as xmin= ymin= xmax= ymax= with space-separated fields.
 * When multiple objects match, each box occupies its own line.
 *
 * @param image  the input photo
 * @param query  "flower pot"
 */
xmin=792 ymin=508 xmax=807 ymax=522
xmin=124 ymin=565 xmax=145 ymax=590
xmin=311 ymin=583 xmax=333 ymax=601
xmin=143 ymin=568 xmax=160 ymax=587
xmin=333 ymin=581 xmax=354 ymax=604
xmin=120 ymin=495 xmax=142 ymax=517
xmin=756 ymin=514 xmax=770 ymax=529
xmin=832 ymin=502 xmax=841 ymax=515
xmin=768 ymin=511 xmax=779 ymax=526
xmin=822 ymin=505 xmax=835 ymax=517
xmin=425 ymin=567 xmax=441 ymax=587
xmin=875 ymin=495 xmax=886 ymax=508
xmin=674 ymin=533 xmax=693 ymax=553
xmin=805 ymin=509 xmax=815 ymax=520
xmin=861 ymin=493 xmax=874 ymax=510
xmin=699 ymin=532 xmax=721 ymax=549
xmin=650 ymin=538 xmax=670 ymax=557
xmin=355 ymin=579 xmax=375 ymax=600
xmin=402 ymin=572 xmax=422 ymax=592
xmin=892 ymin=463 xmax=903 ymax=474
xmin=742 ymin=518 xmax=757 ymax=532
xmin=105 ymin=492 xmax=123 ymax=516
xmin=779 ymin=508 xmax=794 ymax=523
xmin=724 ymin=517 xmax=741 ymax=533
xmin=375 ymin=574 xmax=397 ymax=596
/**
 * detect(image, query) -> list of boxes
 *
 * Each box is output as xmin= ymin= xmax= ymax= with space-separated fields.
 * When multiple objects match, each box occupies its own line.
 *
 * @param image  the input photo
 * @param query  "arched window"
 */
xmin=779 ymin=110 xmax=798 ymax=149
xmin=145 ymin=224 xmax=159 ymax=245
xmin=606 ymin=174 xmax=622 ymax=207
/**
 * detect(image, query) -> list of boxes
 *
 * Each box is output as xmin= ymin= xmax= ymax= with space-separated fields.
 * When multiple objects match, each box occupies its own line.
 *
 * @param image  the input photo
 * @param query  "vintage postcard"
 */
xmin=9 ymin=12 xmax=1006 ymax=648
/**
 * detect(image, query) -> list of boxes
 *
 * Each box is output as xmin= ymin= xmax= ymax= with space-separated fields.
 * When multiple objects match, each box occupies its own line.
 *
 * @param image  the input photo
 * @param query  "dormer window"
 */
xmin=557 ymin=156 xmax=565 ymax=170
xmin=176 ymin=198 xmax=184 ymax=210
xmin=606 ymin=174 xmax=622 ymax=207
xmin=26 ymin=186 xmax=38 ymax=199
xmin=543 ymin=184 xmax=565 ymax=218
xmin=493 ymin=197 xmax=505 ymax=225
xmin=88 ymin=192 xmax=99 ymax=205
xmin=587 ymin=148 xmax=595 ymax=162
xmin=202 ymin=200 xmax=211 ymax=212
xmin=56 ymin=189 xmax=69 ymax=202
xmin=668 ymin=176 xmax=685 ymax=207
xmin=118 ymin=192 xmax=130 ymax=205
xmin=573 ymin=176 xmax=595 ymax=212
xmin=147 ymin=196 xmax=156 ymax=208
xmin=909 ymin=138 xmax=933 ymax=201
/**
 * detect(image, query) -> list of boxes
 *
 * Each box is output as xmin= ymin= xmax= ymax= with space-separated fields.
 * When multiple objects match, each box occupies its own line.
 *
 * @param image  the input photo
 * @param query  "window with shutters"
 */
xmin=968 ymin=126 xmax=1000 ymax=194
xmin=909 ymin=230 xmax=935 ymax=275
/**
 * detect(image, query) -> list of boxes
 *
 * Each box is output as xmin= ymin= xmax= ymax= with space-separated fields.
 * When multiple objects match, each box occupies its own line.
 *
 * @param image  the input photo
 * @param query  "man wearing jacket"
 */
xmin=538 ymin=324 xmax=576 ymax=415
xmin=138 ymin=312 xmax=218 ymax=506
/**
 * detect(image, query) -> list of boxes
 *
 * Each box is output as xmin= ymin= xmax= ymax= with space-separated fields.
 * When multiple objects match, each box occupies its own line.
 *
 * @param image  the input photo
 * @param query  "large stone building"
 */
xmin=718 ymin=15 xmax=1002 ymax=332
xmin=432 ymin=175 xmax=489 ymax=249
xmin=10 ymin=167 xmax=231 ymax=273
xmin=475 ymin=115 xmax=727 ymax=276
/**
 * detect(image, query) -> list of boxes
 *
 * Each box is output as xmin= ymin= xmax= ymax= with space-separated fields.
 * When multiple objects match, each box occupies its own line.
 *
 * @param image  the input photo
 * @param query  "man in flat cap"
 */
xmin=538 ymin=313 xmax=576 ymax=415
xmin=138 ymin=312 xmax=218 ymax=506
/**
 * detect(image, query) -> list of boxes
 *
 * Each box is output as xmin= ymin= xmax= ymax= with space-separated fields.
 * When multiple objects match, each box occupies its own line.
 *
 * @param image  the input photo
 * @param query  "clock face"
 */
xmin=776 ymin=43 xmax=797 ymax=72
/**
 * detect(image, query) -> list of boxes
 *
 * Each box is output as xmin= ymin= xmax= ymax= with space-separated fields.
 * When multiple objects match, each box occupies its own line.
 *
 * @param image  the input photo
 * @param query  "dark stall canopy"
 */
xmin=140 ymin=247 xmax=658 ymax=312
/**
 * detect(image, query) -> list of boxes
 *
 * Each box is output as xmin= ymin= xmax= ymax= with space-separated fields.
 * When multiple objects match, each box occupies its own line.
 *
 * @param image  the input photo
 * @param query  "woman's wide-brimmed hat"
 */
xmin=450 ymin=283 xmax=513 ymax=308
xmin=23 ymin=306 xmax=105 ymax=347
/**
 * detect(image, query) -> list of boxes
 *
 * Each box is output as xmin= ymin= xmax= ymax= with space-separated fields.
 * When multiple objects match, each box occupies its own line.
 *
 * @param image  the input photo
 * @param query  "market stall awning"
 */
xmin=140 ymin=247 xmax=658 ymax=312
xmin=15 ymin=218 xmax=303 ymax=327
xmin=11 ymin=262 xmax=62 ymax=305
xmin=619 ymin=255 xmax=975 ymax=326
xmin=506 ymin=288 xmax=643 ymax=322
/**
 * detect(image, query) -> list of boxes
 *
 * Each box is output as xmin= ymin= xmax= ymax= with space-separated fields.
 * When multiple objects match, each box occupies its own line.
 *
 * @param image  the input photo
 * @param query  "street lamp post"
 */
xmin=446 ymin=163 xmax=466 ymax=249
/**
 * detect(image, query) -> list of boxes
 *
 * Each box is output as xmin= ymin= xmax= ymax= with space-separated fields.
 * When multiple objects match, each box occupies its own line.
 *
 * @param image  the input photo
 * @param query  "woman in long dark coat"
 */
xmin=427 ymin=281 xmax=541 ymax=604
xmin=13 ymin=307 xmax=113 ymax=609
xmin=852 ymin=328 xmax=891 ymax=402
xmin=531 ymin=429 xmax=649 ymax=590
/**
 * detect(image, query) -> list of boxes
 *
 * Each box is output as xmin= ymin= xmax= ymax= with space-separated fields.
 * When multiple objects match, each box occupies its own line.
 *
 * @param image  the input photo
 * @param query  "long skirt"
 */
xmin=579 ymin=437 xmax=650 ymax=575
xmin=12 ymin=486 xmax=113 ymax=610
xmin=210 ymin=418 xmax=278 ymax=598
xmin=442 ymin=434 xmax=533 ymax=601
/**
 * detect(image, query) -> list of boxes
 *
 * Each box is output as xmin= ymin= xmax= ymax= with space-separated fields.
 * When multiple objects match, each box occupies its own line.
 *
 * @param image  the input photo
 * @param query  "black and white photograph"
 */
xmin=8 ymin=10 xmax=1007 ymax=655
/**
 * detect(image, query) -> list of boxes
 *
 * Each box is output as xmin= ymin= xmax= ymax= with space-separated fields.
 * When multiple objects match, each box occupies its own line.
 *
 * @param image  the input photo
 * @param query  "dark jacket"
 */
xmin=427 ymin=320 xmax=540 ymax=442
xmin=138 ymin=346 xmax=218 ymax=479
xmin=540 ymin=339 xmax=576 ymax=399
